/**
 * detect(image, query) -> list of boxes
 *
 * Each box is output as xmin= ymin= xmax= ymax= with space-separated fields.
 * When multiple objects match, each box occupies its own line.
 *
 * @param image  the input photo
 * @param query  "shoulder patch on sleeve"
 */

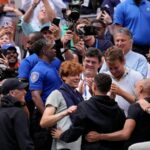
xmin=31 ymin=72 xmax=39 ymax=83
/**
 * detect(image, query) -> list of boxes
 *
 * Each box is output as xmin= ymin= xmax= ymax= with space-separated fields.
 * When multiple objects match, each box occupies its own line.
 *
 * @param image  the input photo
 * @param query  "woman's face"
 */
xmin=63 ymin=74 xmax=80 ymax=89
xmin=38 ymin=6 xmax=49 ymax=23
xmin=0 ymin=34 xmax=10 ymax=45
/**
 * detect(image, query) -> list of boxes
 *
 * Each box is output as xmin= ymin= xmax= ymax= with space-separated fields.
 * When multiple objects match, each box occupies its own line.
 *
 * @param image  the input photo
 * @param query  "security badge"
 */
xmin=146 ymin=7 xmax=150 ymax=11
xmin=31 ymin=72 xmax=39 ymax=83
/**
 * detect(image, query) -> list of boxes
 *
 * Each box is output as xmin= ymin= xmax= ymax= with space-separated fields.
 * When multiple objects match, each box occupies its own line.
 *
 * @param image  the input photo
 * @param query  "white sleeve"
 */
xmin=46 ymin=90 xmax=63 ymax=108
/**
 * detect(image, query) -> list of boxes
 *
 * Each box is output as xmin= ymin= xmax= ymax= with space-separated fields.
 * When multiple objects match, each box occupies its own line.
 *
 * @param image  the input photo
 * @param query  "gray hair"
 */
xmin=114 ymin=27 xmax=133 ymax=39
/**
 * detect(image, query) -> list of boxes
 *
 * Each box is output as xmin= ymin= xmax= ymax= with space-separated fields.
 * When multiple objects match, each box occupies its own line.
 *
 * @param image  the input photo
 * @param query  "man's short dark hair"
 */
xmin=75 ymin=18 xmax=91 ymax=29
xmin=29 ymin=32 xmax=44 ymax=42
xmin=91 ymin=19 xmax=106 ymax=28
xmin=105 ymin=46 xmax=124 ymax=63
xmin=31 ymin=38 xmax=47 ymax=56
xmin=94 ymin=73 xmax=112 ymax=93
xmin=85 ymin=47 xmax=102 ymax=62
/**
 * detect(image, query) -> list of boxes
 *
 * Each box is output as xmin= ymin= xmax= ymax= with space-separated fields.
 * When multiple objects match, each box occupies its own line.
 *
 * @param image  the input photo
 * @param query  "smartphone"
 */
xmin=52 ymin=18 xmax=60 ymax=26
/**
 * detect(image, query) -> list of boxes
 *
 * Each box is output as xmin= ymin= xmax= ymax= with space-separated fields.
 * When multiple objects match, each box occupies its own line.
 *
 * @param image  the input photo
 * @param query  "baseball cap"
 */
xmin=40 ymin=22 xmax=51 ymax=32
xmin=1 ymin=78 xmax=28 ymax=95
xmin=1 ymin=43 xmax=17 ymax=51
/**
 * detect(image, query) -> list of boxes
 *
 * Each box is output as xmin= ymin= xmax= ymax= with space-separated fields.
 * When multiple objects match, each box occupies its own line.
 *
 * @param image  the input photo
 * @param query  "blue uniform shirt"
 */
xmin=18 ymin=54 xmax=61 ymax=80
xmin=29 ymin=59 xmax=62 ymax=103
xmin=114 ymin=0 xmax=150 ymax=45
xmin=18 ymin=54 xmax=61 ymax=101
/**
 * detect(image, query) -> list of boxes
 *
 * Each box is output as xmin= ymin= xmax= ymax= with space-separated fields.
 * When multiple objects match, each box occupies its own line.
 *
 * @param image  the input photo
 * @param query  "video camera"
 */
xmin=62 ymin=0 xmax=83 ymax=31
xmin=62 ymin=0 xmax=83 ymax=22
xmin=76 ymin=25 xmax=99 ymax=37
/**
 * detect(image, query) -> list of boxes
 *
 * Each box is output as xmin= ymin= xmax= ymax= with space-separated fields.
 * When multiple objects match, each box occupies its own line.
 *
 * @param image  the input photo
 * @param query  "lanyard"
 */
xmin=95 ymin=38 xmax=99 ymax=49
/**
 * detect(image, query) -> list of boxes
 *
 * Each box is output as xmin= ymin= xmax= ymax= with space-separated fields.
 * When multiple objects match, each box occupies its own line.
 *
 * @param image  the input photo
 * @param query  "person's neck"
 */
xmin=94 ymin=91 xmax=107 ymax=96
xmin=139 ymin=93 xmax=150 ymax=99
xmin=113 ymin=67 xmax=126 ymax=80
xmin=124 ymin=49 xmax=130 ymax=55
xmin=40 ymin=19 xmax=48 ymax=25
xmin=86 ymin=37 xmax=95 ymax=47
xmin=134 ymin=0 xmax=142 ymax=5
xmin=40 ymin=56 xmax=53 ymax=63
xmin=114 ymin=72 xmax=125 ymax=81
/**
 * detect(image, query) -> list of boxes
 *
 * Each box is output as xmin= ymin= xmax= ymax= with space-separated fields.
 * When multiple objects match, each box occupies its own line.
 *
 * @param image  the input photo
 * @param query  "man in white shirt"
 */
xmin=104 ymin=46 xmax=143 ymax=116
xmin=100 ymin=28 xmax=148 ymax=78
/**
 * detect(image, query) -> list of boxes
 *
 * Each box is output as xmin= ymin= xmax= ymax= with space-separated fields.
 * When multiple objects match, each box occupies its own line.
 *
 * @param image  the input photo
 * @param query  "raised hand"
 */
xmin=61 ymin=30 xmax=73 ymax=48
xmin=74 ymin=39 xmax=86 ymax=56
xmin=67 ymin=105 xmax=77 ymax=114
xmin=110 ymin=83 xmax=123 ymax=96
xmin=49 ymin=24 xmax=61 ymax=40
xmin=137 ymin=99 xmax=150 ymax=111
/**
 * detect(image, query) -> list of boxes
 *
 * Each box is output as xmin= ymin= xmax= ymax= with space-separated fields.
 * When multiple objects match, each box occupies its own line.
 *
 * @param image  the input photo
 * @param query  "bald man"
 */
xmin=128 ymin=85 xmax=150 ymax=150
xmin=86 ymin=78 xmax=150 ymax=150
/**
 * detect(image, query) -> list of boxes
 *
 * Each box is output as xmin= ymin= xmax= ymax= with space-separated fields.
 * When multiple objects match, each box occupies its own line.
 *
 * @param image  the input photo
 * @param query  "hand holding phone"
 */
xmin=52 ymin=18 xmax=60 ymax=27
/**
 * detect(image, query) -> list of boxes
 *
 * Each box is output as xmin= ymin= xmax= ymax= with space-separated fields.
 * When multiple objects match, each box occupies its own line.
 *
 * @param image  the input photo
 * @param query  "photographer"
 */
xmin=61 ymin=1 xmax=112 ymax=63
xmin=76 ymin=18 xmax=113 ymax=51
xmin=91 ymin=19 xmax=113 ymax=52
xmin=71 ymin=18 xmax=112 ymax=63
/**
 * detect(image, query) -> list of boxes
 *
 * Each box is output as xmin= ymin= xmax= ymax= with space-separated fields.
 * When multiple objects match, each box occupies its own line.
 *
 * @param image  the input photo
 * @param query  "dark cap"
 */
xmin=40 ymin=22 xmax=51 ymax=32
xmin=1 ymin=43 xmax=17 ymax=55
xmin=1 ymin=78 xmax=28 ymax=95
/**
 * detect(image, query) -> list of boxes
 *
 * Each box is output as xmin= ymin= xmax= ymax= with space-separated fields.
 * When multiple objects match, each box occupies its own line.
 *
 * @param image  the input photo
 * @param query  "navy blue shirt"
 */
xmin=93 ymin=38 xmax=113 ymax=53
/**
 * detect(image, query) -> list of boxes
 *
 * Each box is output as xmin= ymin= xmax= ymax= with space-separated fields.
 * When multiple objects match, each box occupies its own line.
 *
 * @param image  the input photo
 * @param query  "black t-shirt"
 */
xmin=125 ymin=98 xmax=150 ymax=149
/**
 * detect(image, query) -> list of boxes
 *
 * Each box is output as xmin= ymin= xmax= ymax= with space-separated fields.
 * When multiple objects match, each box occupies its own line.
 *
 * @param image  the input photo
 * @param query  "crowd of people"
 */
xmin=0 ymin=0 xmax=150 ymax=150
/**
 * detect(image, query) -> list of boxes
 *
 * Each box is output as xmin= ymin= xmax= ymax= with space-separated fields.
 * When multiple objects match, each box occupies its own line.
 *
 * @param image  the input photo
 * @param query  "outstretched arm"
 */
xmin=40 ymin=105 xmax=77 ymax=128
xmin=23 ymin=0 xmax=40 ymax=23
xmin=51 ymin=124 xmax=84 ymax=143
xmin=51 ymin=105 xmax=86 ymax=143
xmin=86 ymin=119 xmax=136 ymax=142
xmin=42 ymin=0 xmax=56 ymax=22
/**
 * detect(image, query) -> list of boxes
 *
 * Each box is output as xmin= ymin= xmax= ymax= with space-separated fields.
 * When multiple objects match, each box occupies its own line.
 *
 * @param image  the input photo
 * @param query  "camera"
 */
xmin=76 ymin=25 xmax=98 ymax=37
xmin=62 ymin=0 xmax=83 ymax=22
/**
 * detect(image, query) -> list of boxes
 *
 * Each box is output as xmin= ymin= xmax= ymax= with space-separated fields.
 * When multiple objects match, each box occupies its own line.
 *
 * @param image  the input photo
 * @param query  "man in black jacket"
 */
xmin=51 ymin=73 xmax=126 ymax=150
xmin=0 ymin=78 xmax=34 ymax=150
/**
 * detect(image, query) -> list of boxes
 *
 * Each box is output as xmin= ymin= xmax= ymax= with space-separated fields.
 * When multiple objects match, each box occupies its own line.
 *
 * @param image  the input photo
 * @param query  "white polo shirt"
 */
xmin=106 ymin=68 xmax=143 ymax=116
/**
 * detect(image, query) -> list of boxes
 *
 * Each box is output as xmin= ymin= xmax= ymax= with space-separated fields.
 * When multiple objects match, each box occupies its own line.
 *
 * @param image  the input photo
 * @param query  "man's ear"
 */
xmin=92 ymin=81 xmax=96 ymax=95
xmin=139 ymin=85 xmax=144 ymax=94
xmin=98 ymin=56 xmax=104 ymax=69
xmin=9 ymin=90 xmax=15 ymax=96
xmin=62 ymin=76 xmax=67 ymax=82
